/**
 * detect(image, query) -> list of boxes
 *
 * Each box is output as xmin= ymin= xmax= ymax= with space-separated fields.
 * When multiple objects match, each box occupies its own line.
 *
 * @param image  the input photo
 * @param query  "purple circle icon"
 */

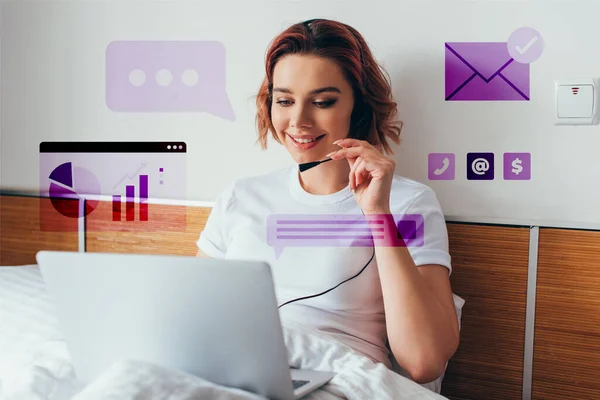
xmin=507 ymin=27 xmax=544 ymax=64
xmin=49 ymin=162 xmax=101 ymax=218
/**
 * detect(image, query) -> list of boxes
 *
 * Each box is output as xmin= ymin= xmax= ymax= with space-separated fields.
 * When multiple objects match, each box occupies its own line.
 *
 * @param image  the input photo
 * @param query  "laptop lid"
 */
xmin=36 ymin=251 xmax=297 ymax=400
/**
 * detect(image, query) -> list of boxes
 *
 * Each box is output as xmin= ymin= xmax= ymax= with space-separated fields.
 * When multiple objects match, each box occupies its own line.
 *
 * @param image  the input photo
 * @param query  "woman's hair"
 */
xmin=255 ymin=18 xmax=403 ymax=155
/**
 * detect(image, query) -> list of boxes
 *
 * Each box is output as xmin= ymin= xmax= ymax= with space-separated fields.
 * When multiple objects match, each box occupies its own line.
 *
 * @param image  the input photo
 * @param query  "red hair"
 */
xmin=255 ymin=18 xmax=403 ymax=155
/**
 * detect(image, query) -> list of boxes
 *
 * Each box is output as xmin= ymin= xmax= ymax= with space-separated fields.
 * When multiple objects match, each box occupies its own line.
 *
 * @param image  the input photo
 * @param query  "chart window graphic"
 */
xmin=40 ymin=142 xmax=187 ymax=233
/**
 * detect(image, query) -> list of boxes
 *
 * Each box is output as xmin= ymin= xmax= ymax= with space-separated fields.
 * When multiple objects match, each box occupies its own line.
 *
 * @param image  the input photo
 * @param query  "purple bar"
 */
xmin=126 ymin=185 xmax=134 ymax=221
xmin=276 ymin=235 xmax=384 ymax=240
xmin=139 ymin=175 xmax=148 ymax=222
xmin=112 ymin=195 xmax=121 ymax=221
xmin=140 ymin=175 xmax=148 ymax=200
xmin=276 ymin=228 xmax=383 ymax=232
xmin=277 ymin=220 xmax=383 ymax=224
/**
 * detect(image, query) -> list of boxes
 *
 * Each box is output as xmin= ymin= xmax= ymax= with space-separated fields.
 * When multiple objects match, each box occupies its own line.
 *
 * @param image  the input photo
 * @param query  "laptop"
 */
xmin=36 ymin=251 xmax=335 ymax=400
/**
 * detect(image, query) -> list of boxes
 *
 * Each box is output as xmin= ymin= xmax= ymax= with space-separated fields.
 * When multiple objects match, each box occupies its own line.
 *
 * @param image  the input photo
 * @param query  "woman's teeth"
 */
xmin=294 ymin=137 xmax=318 ymax=143
xmin=291 ymin=135 xmax=324 ymax=144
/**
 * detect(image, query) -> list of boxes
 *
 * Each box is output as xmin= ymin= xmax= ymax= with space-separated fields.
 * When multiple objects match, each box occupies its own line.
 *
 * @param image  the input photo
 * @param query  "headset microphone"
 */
xmin=298 ymin=157 xmax=333 ymax=172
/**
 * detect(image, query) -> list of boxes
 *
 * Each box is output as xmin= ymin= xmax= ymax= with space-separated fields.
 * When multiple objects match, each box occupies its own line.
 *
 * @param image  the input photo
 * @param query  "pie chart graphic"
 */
xmin=48 ymin=162 xmax=101 ymax=218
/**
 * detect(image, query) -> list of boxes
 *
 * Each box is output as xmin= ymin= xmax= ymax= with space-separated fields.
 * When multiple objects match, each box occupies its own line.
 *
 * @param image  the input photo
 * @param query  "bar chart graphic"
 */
xmin=112 ymin=173 xmax=149 ymax=222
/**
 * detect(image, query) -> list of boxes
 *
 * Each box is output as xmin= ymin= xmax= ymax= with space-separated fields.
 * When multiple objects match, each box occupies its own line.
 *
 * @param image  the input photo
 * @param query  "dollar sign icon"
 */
xmin=512 ymin=158 xmax=523 ymax=175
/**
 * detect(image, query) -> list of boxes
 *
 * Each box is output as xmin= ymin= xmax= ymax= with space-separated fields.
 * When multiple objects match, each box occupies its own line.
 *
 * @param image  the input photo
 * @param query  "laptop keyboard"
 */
xmin=292 ymin=379 xmax=310 ymax=389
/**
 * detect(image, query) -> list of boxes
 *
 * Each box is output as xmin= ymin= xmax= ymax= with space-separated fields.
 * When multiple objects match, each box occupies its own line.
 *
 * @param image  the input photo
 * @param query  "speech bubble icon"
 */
xmin=266 ymin=213 xmax=424 ymax=259
xmin=106 ymin=41 xmax=235 ymax=120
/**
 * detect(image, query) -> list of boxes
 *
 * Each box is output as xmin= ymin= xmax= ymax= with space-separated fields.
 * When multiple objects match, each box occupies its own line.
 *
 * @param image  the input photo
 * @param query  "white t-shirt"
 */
xmin=197 ymin=165 xmax=452 ymax=368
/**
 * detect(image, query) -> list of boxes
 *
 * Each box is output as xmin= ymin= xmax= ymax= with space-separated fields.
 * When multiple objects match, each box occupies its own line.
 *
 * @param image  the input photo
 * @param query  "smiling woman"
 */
xmin=256 ymin=19 xmax=402 ymax=155
xmin=197 ymin=18 xmax=460 ymax=391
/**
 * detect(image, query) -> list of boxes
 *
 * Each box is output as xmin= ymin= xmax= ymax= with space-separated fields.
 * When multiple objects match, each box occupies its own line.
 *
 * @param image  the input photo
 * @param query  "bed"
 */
xmin=0 ymin=263 xmax=459 ymax=399
xmin=2 ymin=193 xmax=600 ymax=400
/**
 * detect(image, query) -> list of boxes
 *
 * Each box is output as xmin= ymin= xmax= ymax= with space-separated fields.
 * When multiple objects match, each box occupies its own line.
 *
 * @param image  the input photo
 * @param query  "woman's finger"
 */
xmin=333 ymin=138 xmax=374 ymax=150
xmin=355 ymin=159 xmax=370 ymax=188
xmin=329 ymin=146 xmax=375 ymax=160
xmin=349 ymin=156 xmax=363 ymax=190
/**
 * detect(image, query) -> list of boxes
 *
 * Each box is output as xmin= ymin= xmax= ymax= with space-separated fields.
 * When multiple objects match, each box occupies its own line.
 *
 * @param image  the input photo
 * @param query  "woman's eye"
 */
xmin=276 ymin=99 xmax=336 ymax=108
xmin=315 ymin=100 xmax=336 ymax=108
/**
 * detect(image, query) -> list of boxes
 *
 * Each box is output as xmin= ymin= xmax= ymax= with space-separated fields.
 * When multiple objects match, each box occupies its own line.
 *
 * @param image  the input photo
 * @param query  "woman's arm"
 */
xmin=314 ymin=137 xmax=460 ymax=383
xmin=374 ymin=213 xmax=459 ymax=384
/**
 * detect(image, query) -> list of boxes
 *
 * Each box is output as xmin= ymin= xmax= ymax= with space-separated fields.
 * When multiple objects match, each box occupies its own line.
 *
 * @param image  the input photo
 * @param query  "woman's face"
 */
xmin=270 ymin=54 xmax=355 ymax=164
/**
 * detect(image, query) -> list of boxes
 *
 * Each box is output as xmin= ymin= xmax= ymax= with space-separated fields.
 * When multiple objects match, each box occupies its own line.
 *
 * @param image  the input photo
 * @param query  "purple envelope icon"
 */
xmin=445 ymin=42 xmax=529 ymax=101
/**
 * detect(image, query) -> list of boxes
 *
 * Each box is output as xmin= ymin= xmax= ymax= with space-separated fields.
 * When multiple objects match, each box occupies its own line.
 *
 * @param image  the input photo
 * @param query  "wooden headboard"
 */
xmin=1 ymin=193 xmax=599 ymax=400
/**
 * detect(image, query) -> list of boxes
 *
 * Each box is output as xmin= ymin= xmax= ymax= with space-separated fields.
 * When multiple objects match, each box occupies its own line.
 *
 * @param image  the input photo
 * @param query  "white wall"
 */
xmin=1 ymin=0 xmax=599 ymax=229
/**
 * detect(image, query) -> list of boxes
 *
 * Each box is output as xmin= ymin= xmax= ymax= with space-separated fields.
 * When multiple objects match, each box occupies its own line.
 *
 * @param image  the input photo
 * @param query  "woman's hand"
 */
xmin=326 ymin=138 xmax=395 ymax=215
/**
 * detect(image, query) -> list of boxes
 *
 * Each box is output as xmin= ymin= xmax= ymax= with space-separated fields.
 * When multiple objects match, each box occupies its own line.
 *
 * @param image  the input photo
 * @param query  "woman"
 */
xmin=197 ymin=18 xmax=459 ymax=386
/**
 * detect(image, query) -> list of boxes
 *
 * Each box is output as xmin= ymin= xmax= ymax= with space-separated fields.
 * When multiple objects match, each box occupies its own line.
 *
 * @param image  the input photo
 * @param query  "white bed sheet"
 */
xmin=0 ymin=265 xmax=450 ymax=400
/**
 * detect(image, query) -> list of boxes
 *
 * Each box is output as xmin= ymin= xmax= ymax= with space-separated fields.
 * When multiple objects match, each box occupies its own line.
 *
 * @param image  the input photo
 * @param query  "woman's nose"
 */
xmin=289 ymin=106 xmax=313 ymax=130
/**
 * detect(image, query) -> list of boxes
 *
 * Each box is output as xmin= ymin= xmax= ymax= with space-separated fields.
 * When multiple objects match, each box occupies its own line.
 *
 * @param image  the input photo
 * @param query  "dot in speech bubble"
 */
xmin=106 ymin=41 xmax=235 ymax=120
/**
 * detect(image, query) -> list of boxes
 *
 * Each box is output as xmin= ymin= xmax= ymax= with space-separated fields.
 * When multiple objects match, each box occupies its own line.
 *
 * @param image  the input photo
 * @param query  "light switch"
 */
xmin=557 ymin=85 xmax=593 ymax=118
xmin=555 ymin=78 xmax=599 ymax=125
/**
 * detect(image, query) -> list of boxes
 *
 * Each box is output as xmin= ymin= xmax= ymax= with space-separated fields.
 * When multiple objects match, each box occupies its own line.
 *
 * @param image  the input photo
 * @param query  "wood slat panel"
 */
xmin=441 ymin=223 xmax=530 ymax=400
xmin=0 ymin=195 xmax=79 ymax=265
xmin=85 ymin=201 xmax=211 ymax=255
xmin=441 ymin=373 xmax=522 ymax=400
xmin=532 ymin=228 xmax=600 ymax=400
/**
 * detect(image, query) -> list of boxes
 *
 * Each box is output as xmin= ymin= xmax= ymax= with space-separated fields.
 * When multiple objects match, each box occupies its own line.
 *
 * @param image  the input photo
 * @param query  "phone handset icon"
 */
xmin=433 ymin=157 xmax=450 ymax=175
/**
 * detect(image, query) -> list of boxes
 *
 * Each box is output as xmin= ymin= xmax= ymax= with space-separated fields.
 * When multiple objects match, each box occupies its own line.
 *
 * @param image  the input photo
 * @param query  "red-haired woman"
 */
xmin=197 ymin=19 xmax=460 ymax=388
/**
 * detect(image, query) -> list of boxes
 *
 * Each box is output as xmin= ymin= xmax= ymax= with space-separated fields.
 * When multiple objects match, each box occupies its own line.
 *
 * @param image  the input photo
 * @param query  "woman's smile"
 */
xmin=287 ymin=133 xmax=326 ymax=150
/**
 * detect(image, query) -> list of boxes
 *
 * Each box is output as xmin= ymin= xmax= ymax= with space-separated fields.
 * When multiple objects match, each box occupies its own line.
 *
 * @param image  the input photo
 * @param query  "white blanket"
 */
xmin=0 ymin=265 xmax=448 ymax=400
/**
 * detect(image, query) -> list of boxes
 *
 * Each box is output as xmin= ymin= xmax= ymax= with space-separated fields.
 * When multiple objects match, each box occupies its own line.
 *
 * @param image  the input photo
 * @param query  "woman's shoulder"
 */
xmin=389 ymin=174 xmax=441 ymax=210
